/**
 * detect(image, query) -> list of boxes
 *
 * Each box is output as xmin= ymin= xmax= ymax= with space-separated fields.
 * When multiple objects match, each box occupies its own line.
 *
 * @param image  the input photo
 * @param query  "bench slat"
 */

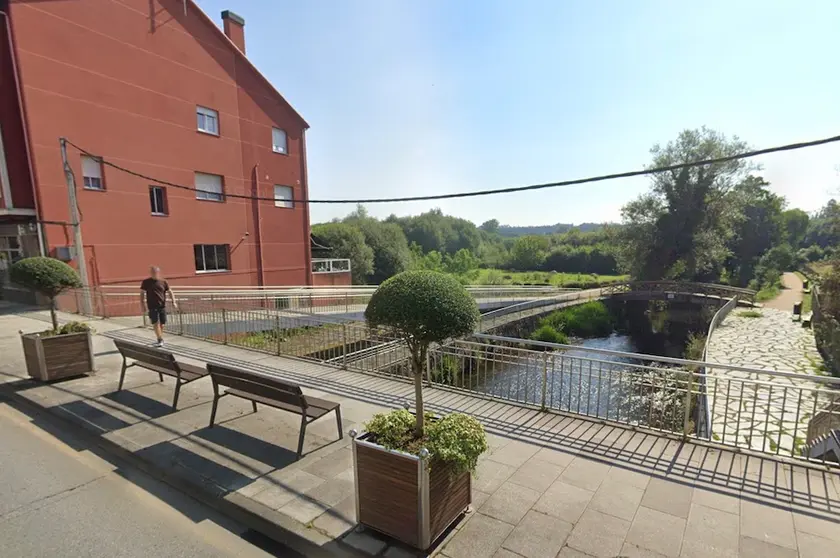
xmin=208 ymin=364 xmax=306 ymax=409
xmin=305 ymin=395 xmax=341 ymax=412
xmin=223 ymin=388 xmax=333 ymax=419
xmin=114 ymin=340 xmax=177 ymax=371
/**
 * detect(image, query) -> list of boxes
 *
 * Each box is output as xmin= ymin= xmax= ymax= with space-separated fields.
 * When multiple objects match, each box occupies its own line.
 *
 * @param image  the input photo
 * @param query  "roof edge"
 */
xmin=190 ymin=2 xmax=309 ymax=129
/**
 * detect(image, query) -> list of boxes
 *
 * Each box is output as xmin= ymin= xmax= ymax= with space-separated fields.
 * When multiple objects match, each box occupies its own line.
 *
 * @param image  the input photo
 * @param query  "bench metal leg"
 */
xmin=117 ymin=358 xmax=128 ymax=391
xmin=171 ymin=380 xmax=182 ymax=411
xmin=297 ymin=415 xmax=308 ymax=459
xmin=335 ymin=407 xmax=343 ymax=439
xmin=209 ymin=395 xmax=219 ymax=428
xmin=252 ymin=401 xmax=258 ymax=413
xmin=159 ymin=373 xmax=164 ymax=382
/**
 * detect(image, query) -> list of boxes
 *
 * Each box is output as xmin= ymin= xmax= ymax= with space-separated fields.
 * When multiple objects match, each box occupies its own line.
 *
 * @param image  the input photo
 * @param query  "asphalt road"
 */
xmin=0 ymin=400 xmax=301 ymax=558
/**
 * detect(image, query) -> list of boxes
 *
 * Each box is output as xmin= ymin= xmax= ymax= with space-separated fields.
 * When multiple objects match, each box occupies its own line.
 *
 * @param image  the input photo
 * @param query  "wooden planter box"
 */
xmin=20 ymin=331 xmax=95 ymax=381
xmin=352 ymin=432 xmax=471 ymax=550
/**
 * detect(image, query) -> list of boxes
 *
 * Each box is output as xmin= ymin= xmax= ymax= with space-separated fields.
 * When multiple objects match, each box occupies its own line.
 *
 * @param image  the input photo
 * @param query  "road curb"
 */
xmin=0 ymin=379 xmax=365 ymax=558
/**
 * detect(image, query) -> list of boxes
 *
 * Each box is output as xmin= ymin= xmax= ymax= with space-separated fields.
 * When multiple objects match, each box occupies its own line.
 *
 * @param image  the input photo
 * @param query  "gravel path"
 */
xmin=763 ymin=271 xmax=804 ymax=311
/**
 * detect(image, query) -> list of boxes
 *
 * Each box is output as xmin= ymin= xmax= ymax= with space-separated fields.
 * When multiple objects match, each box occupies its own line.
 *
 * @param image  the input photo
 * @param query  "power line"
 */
xmin=64 ymin=133 xmax=840 ymax=205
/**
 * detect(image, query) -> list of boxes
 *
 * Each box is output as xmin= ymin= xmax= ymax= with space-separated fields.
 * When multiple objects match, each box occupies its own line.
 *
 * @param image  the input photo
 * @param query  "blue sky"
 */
xmin=197 ymin=0 xmax=840 ymax=226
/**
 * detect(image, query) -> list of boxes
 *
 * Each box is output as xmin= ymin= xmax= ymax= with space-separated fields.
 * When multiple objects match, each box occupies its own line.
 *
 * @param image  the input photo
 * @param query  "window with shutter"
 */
xmin=194 ymin=172 xmax=224 ymax=202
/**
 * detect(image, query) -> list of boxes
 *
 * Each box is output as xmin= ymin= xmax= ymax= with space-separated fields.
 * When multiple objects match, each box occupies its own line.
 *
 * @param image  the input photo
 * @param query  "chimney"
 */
xmin=221 ymin=10 xmax=245 ymax=53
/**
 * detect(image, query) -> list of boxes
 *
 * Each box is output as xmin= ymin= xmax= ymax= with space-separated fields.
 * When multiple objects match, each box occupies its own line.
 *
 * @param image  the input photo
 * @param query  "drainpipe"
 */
xmin=300 ymin=129 xmax=313 ymax=285
xmin=253 ymin=163 xmax=265 ymax=286
xmin=1 ymin=9 xmax=45 ymax=256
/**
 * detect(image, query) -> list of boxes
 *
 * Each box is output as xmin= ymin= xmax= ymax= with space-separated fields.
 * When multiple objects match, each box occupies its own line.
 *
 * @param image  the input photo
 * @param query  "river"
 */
xmin=466 ymin=333 xmax=657 ymax=421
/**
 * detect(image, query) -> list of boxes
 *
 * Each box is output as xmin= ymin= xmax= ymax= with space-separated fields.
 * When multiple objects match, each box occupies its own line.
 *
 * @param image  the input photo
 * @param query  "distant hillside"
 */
xmin=497 ymin=222 xmax=604 ymax=237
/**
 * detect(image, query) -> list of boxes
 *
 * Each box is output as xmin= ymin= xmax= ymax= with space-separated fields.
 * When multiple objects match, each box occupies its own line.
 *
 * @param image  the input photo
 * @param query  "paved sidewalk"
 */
xmin=1 ymin=304 xmax=839 ymax=557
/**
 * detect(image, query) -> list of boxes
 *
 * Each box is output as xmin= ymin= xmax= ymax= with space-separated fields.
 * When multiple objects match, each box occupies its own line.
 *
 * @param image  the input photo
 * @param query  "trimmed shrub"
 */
xmin=10 ymin=257 xmax=82 ymax=330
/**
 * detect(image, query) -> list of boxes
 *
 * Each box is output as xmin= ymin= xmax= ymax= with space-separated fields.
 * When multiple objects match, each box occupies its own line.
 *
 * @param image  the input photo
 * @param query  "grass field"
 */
xmin=467 ymin=269 xmax=628 ymax=288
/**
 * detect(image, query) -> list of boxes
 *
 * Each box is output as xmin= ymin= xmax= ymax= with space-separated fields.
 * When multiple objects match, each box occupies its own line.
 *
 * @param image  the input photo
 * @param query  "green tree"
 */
xmin=344 ymin=209 xmax=411 ymax=283
xmin=805 ymin=200 xmax=840 ymax=248
xmin=781 ymin=208 xmax=810 ymax=248
xmin=479 ymin=219 xmax=500 ymax=234
xmin=311 ymin=223 xmax=373 ymax=284
xmin=619 ymin=128 xmax=752 ymax=280
xmin=725 ymin=176 xmax=784 ymax=286
xmin=510 ymin=235 xmax=549 ymax=270
xmin=445 ymin=249 xmax=479 ymax=275
xmin=9 ymin=257 xmax=82 ymax=330
xmin=365 ymin=271 xmax=479 ymax=436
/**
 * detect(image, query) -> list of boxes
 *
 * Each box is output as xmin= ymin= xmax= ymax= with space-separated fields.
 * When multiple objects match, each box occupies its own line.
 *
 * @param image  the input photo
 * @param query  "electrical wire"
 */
xmin=63 ymin=133 xmax=840 ymax=205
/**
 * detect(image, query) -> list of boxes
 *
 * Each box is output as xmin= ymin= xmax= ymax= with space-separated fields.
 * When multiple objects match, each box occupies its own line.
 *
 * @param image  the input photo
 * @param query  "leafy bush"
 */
xmin=365 ymin=409 xmax=416 ymax=450
xmin=10 ymin=257 xmax=82 ymax=331
xmin=529 ymin=324 xmax=569 ymax=345
xmin=365 ymin=409 xmax=488 ymax=475
xmin=539 ymin=301 xmax=614 ymax=338
xmin=365 ymin=270 xmax=479 ymax=435
xmin=41 ymin=321 xmax=92 ymax=338
xmin=684 ymin=332 xmax=706 ymax=362
xmin=426 ymin=413 xmax=488 ymax=475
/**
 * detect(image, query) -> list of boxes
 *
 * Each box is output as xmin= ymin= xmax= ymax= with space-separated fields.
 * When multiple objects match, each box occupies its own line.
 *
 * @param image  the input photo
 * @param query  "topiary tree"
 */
xmin=10 ymin=257 xmax=82 ymax=331
xmin=365 ymin=270 xmax=479 ymax=436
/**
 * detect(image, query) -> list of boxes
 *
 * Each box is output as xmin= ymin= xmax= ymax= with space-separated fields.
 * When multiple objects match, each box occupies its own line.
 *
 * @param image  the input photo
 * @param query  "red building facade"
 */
xmin=0 ymin=0 xmax=315 ymax=288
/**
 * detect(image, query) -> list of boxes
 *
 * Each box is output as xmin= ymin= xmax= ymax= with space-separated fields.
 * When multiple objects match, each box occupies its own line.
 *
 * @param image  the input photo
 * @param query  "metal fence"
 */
xmin=430 ymin=333 xmax=840 ymax=465
xmin=603 ymin=280 xmax=757 ymax=303
xmin=695 ymin=295 xmax=740 ymax=438
xmin=58 ymin=284 xmax=840 ymax=465
xmin=58 ymin=285 xmax=575 ymax=321
xmin=478 ymin=288 xmax=603 ymax=331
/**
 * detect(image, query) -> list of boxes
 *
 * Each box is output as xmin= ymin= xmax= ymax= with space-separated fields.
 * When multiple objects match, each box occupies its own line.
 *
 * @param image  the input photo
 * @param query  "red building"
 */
xmin=0 ymin=0 xmax=326 ymax=289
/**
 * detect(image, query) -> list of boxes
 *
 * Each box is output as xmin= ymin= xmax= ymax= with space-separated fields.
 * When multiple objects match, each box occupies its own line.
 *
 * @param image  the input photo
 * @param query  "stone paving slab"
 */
xmin=1 ymin=304 xmax=839 ymax=557
xmin=705 ymin=307 xmax=835 ymax=456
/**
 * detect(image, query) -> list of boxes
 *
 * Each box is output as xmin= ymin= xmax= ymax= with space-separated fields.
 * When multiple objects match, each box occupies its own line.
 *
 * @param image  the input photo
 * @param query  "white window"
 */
xmin=81 ymin=156 xmax=103 ymax=190
xmin=194 ymin=244 xmax=229 ymax=273
xmin=272 ymin=128 xmax=287 ymax=154
xmin=149 ymin=186 xmax=167 ymax=215
xmin=274 ymin=185 xmax=293 ymax=208
xmin=195 ymin=172 xmax=223 ymax=202
xmin=196 ymin=106 xmax=219 ymax=135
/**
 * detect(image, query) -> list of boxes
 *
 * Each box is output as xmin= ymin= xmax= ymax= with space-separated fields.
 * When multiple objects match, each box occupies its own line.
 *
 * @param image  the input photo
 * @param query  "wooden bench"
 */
xmin=114 ymin=340 xmax=208 ymax=411
xmin=207 ymin=363 xmax=342 ymax=458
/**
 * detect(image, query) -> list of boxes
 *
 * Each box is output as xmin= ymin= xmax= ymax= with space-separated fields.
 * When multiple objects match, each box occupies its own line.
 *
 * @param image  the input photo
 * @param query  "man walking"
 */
xmin=140 ymin=266 xmax=177 ymax=347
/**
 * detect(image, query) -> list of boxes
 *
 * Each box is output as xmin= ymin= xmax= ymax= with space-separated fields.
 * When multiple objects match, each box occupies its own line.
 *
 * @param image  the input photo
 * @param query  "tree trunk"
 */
xmin=49 ymin=297 xmax=59 ymax=331
xmin=412 ymin=348 xmax=425 ymax=438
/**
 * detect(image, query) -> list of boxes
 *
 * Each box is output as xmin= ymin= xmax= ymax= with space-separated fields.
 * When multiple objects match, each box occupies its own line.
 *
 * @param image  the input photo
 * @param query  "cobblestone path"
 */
xmin=705 ymin=307 xmax=833 ymax=456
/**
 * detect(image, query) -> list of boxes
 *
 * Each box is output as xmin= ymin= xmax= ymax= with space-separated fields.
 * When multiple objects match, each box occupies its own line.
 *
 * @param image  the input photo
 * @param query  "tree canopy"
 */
xmin=365 ymin=270 xmax=479 ymax=435
xmin=10 ymin=257 xmax=82 ymax=330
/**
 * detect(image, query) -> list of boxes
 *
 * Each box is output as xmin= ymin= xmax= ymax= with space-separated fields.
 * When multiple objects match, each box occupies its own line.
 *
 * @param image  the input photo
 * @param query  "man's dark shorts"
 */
xmin=148 ymin=307 xmax=167 ymax=325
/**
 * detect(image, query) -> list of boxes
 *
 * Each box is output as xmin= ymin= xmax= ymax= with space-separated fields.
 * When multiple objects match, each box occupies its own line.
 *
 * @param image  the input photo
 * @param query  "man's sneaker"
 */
xmin=155 ymin=339 xmax=164 ymax=347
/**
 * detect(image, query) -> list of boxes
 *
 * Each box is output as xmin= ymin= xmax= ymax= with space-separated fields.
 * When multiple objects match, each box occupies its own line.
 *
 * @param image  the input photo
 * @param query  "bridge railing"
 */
xmin=425 ymin=333 xmax=840 ymax=466
xmin=695 ymin=295 xmax=740 ymax=439
xmin=56 ymin=284 xmax=576 ymax=321
xmin=603 ymin=281 xmax=756 ymax=303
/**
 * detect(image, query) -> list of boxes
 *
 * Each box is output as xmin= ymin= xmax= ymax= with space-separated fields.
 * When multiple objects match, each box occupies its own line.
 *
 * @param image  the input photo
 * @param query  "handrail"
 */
xmin=695 ymin=295 xmax=740 ymax=438
xmin=603 ymin=280 xmax=757 ymax=301
xmin=471 ymin=331 xmax=840 ymax=384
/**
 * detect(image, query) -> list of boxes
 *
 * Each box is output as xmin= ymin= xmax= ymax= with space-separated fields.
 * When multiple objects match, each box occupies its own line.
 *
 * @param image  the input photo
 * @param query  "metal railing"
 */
xmin=603 ymin=281 xmax=756 ymax=303
xmin=57 ymin=285 xmax=578 ymax=322
xmin=696 ymin=295 xmax=740 ymax=438
xmin=311 ymin=258 xmax=351 ymax=274
xmin=479 ymin=288 xmax=603 ymax=331
xmin=57 ymin=284 xmax=840 ymax=465
xmin=447 ymin=333 xmax=840 ymax=465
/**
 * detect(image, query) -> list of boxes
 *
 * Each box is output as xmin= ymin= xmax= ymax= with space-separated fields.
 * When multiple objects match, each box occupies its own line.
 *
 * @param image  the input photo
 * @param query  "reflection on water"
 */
xmin=472 ymin=334 xmax=650 ymax=421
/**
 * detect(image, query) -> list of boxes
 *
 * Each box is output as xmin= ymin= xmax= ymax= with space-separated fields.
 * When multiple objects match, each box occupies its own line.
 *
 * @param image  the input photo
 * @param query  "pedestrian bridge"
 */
xmin=602 ymin=280 xmax=756 ymax=304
